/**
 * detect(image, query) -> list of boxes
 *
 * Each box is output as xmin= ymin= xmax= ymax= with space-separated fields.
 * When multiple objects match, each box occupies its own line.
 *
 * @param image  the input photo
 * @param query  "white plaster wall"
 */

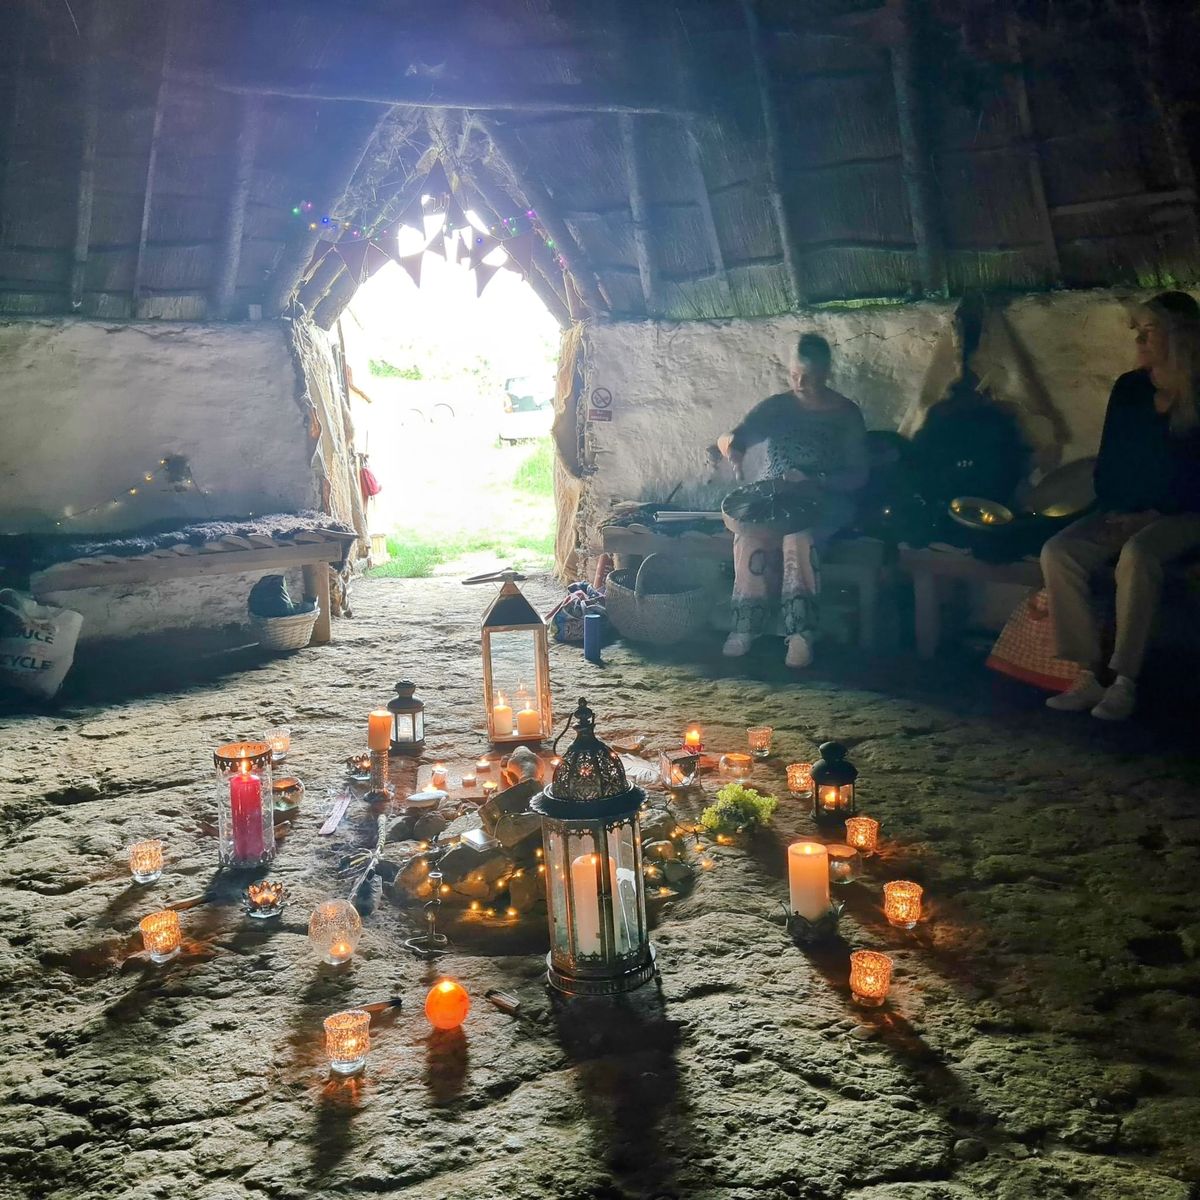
xmin=0 ymin=319 xmax=319 ymax=640
xmin=577 ymin=289 xmax=1157 ymax=547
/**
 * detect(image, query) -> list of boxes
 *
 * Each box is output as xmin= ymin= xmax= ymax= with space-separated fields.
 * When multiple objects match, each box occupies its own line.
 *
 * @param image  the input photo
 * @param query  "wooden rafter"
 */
xmin=479 ymin=117 xmax=609 ymax=316
xmin=167 ymin=68 xmax=694 ymax=118
xmin=132 ymin=2 xmax=180 ymax=317
xmin=0 ymin=2 xmax=30 ymax=248
xmin=263 ymin=104 xmax=385 ymax=317
xmin=1006 ymin=16 xmax=1060 ymax=287
xmin=889 ymin=0 xmax=948 ymax=297
xmin=618 ymin=113 xmax=657 ymax=315
xmin=68 ymin=0 xmax=103 ymax=312
xmin=738 ymin=0 xmax=804 ymax=308
xmin=211 ymin=94 xmax=262 ymax=319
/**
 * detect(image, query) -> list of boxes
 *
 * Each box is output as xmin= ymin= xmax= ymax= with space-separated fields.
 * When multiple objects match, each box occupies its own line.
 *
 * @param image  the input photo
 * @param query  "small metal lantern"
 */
xmin=387 ymin=681 xmax=426 ymax=757
xmin=214 ymin=741 xmax=275 ymax=868
xmin=466 ymin=569 xmax=552 ymax=746
xmin=532 ymin=698 xmax=655 ymax=997
xmin=659 ymin=748 xmax=701 ymax=789
xmin=811 ymin=741 xmax=857 ymax=825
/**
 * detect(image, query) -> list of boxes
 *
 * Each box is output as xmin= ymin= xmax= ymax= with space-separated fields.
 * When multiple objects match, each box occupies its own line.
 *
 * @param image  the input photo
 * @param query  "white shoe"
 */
xmin=723 ymin=633 xmax=753 ymax=657
xmin=785 ymin=635 xmax=813 ymax=669
xmin=1092 ymin=676 xmax=1136 ymax=722
xmin=1045 ymin=671 xmax=1105 ymax=712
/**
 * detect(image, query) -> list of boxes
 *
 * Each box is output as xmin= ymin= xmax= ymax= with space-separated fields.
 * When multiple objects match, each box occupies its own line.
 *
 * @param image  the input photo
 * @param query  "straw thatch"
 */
xmin=1 ymin=0 xmax=1198 ymax=327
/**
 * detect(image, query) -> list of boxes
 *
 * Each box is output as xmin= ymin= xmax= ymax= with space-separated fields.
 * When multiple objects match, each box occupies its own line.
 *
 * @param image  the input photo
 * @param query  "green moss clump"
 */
xmin=700 ymin=783 xmax=778 ymax=836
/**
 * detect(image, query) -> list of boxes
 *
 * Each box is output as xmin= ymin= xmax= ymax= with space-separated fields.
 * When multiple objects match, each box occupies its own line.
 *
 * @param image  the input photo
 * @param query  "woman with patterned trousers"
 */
xmin=716 ymin=334 xmax=868 ymax=667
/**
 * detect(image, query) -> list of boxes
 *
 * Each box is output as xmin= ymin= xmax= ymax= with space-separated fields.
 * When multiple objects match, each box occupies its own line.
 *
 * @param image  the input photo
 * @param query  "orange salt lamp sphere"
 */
xmin=424 ymin=978 xmax=470 ymax=1030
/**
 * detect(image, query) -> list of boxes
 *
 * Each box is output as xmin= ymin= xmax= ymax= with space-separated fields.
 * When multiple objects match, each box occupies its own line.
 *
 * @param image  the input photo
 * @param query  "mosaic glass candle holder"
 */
xmin=845 ymin=816 xmax=880 ymax=857
xmin=849 ymin=949 xmax=893 ymax=1007
xmin=243 ymin=880 xmax=288 ymax=919
xmin=429 ymin=764 xmax=448 ymax=791
xmin=265 ymin=726 xmax=291 ymax=764
xmin=883 ymin=881 xmax=923 ymax=929
xmin=308 ymin=898 xmax=362 ymax=965
xmin=786 ymin=762 xmax=814 ymax=798
xmin=827 ymin=843 xmax=860 ymax=884
xmin=129 ymin=839 xmax=164 ymax=884
xmin=746 ymin=726 xmax=774 ymax=759
xmin=718 ymin=752 xmax=753 ymax=779
xmin=139 ymin=910 xmax=181 ymax=963
xmin=271 ymin=776 xmax=304 ymax=813
xmin=324 ymin=1009 xmax=370 ymax=1076
xmin=424 ymin=978 xmax=470 ymax=1030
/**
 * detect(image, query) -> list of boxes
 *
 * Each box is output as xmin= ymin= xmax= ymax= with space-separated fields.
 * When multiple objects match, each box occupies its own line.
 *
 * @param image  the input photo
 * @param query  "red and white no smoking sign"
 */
xmin=589 ymin=387 xmax=613 ymax=422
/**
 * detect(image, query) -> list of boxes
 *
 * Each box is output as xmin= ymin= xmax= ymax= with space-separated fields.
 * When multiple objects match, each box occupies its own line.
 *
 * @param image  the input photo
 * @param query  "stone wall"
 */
xmin=574 ymin=289 xmax=1159 ymax=552
xmin=0 ymin=318 xmax=353 ymax=640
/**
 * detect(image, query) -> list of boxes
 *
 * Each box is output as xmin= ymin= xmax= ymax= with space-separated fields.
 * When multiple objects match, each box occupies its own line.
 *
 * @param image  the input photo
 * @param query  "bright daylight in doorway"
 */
xmin=338 ymin=213 xmax=561 ymax=580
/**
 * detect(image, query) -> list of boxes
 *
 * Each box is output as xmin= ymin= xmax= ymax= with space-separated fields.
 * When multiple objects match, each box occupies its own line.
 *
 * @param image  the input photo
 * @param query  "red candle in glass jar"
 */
xmin=230 ymin=773 xmax=265 ymax=861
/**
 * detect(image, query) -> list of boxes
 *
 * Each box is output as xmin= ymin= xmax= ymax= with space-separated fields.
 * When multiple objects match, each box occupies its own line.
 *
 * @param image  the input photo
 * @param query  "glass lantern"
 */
xmin=387 ymin=680 xmax=426 ymax=757
xmin=532 ymin=698 xmax=655 ymax=997
xmin=468 ymin=569 xmax=552 ymax=746
xmin=810 ymin=741 xmax=857 ymax=825
xmin=214 ymin=741 xmax=275 ymax=868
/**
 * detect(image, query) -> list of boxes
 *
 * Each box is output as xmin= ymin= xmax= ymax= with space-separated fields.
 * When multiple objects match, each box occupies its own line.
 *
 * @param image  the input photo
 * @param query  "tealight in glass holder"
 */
xmin=308 ymin=899 xmax=363 ymax=965
xmin=271 ymin=776 xmax=304 ymax=813
xmin=265 ymin=726 xmax=291 ymax=764
xmin=718 ymin=753 xmax=753 ymax=779
xmin=243 ymin=880 xmax=288 ymax=919
xmin=827 ymin=843 xmax=859 ymax=884
xmin=324 ymin=1009 xmax=370 ymax=1076
xmin=139 ymin=910 xmax=182 ymax=963
xmin=481 ymin=781 xmax=498 ymax=802
xmin=129 ymin=839 xmax=164 ymax=884
xmin=849 ymin=949 xmax=893 ymax=1006
xmin=429 ymin=764 xmax=448 ymax=791
xmin=845 ymin=816 xmax=879 ymax=856
xmin=883 ymin=881 xmax=923 ymax=929
xmin=786 ymin=761 xmax=814 ymax=798
xmin=746 ymin=726 xmax=774 ymax=759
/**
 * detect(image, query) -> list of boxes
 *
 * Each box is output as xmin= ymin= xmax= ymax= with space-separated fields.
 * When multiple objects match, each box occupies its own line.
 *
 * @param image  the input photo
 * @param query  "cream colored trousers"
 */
xmin=1040 ymin=511 xmax=1200 ymax=678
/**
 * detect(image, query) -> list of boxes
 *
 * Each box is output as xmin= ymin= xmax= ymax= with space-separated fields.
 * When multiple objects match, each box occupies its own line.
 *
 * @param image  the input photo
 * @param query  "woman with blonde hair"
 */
xmin=1042 ymin=290 xmax=1200 ymax=720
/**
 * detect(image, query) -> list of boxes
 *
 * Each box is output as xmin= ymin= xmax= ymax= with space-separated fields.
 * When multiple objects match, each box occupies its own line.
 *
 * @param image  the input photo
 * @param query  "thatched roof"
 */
xmin=2 ymin=0 xmax=1198 ymax=328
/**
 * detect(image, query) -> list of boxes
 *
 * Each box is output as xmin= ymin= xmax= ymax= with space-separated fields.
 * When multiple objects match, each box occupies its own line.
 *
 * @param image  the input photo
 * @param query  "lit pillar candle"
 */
xmin=229 ymin=773 xmax=265 ymax=861
xmin=787 ymin=841 xmax=829 ymax=919
xmin=570 ymin=853 xmax=616 ymax=955
xmin=684 ymin=727 xmax=702 ymax=751
xmin=492 ymin=695 xmax=513 ymax=737
xmin=367 ymin=710 xmax=391 ymax=751
xmin=515 ymin=704 xmax=541 ymax=737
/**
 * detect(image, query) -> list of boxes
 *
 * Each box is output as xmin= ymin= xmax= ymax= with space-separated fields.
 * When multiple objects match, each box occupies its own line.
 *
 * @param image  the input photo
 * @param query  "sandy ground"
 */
xmin=1 ymin=575 xmax=1198 ymax=1200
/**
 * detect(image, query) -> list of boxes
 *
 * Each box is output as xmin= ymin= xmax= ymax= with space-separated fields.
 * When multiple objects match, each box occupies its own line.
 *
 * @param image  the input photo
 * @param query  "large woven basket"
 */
xmin=250 ymin=605 xmax=319 ymax=653
xmin=605 ymin=555 xmax=712 ymax=646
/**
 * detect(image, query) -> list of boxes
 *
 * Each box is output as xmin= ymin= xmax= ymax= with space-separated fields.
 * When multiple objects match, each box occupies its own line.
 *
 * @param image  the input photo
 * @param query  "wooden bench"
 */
xmin=600 ymin=524 xmax=887 ymax=649
xmin=30 ymin=528 xmax=358 ymax=645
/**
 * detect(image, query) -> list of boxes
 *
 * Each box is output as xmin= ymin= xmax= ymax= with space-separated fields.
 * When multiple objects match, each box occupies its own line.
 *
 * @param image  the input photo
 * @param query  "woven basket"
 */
xmin=605 ymin=555 xmax=712 ymax=646
xmin=250 ymin=605 xmax=319 ymax=653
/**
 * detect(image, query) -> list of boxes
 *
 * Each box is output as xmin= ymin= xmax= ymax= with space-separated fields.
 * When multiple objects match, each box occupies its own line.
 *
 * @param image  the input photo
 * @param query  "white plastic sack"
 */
xmin=0 ymin=588 xmax=84 ymax=700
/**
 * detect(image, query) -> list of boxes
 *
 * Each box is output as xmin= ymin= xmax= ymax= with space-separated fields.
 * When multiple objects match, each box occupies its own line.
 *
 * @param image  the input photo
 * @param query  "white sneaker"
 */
xmin=723 ymin=633 xmax=753 ymax=657
xmin=1092 ymin=676 xmax=1136 ymax=722
xmin=785 ymin=635 xmax=813 ymax=669
xmin=1045 ymin=671 xmax=1105 ymax=712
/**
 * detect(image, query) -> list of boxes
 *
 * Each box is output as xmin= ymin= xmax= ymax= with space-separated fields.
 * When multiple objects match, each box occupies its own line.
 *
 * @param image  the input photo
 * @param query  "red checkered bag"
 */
xmin=986 ymin=589 xmax=1083 ymax=693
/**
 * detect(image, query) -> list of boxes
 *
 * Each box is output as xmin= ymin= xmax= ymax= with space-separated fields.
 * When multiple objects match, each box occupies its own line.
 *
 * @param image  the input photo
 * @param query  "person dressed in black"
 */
xmin=1042 ymin=291 xmax=1200 ymax=720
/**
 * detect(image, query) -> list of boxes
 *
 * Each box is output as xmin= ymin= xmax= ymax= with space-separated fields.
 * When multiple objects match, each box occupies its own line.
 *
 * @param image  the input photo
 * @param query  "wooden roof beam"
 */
xmin=739 ymin=0 xmax=804 ymax=308
xmin=479 ymin=117 xmax=610 ymax=316
xmin=211 ymin=94 xmax=263 ymax=319
xmin=889 ymin=0 xmax=948 ymax=298
xmin=68 ymin=0 xmax=103 ymax=312
xmin=167 ymin=68 xmax=694 ymax=117
xmin=618 ymin=112 xmax=657 ymax=316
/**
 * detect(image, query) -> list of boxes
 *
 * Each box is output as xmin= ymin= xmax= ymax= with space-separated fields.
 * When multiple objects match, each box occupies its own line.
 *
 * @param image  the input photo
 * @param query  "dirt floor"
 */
xmin=1 ymin=575 xmax=1199 ymax=1200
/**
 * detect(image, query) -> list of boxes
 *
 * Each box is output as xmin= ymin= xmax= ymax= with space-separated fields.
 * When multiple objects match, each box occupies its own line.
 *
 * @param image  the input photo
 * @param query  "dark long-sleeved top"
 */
xmin=1094 ymin=370 xmax=1200 ymax=513
xmin=729 ymin=392 xmax=869 ymax=493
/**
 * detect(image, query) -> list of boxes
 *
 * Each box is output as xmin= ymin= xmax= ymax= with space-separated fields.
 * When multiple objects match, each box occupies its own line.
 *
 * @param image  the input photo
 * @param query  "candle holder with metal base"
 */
xmin=782 ymin=899 xmax=844 ymax=946
xmin=404 ymin=870 xmax=449 ymax=958
xmin=364 ymin=748 xmax=390 ymax=803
